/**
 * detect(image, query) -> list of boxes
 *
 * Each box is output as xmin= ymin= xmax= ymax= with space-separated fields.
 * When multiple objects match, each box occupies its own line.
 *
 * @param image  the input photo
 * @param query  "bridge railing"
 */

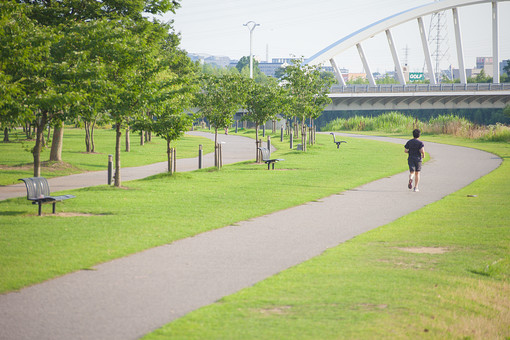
xmin=330 ymin=83 xmax=510 ymax=93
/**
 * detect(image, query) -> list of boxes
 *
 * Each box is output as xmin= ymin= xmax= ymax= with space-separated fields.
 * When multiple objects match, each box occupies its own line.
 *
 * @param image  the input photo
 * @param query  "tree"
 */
xmin=503 ymin=59 xmax=510 ymax=77
xmin=236 ymin=56 xmax=258 ymax=74
xmin=281 ymin=60 xmax=333 ymax=151
xmin=133 ymin=43 xmax=198 ymax=173
xmin=196 ymin=74 xmax=247 ymax=165
xmin=244 ymin=78 xmax=286 ymax=161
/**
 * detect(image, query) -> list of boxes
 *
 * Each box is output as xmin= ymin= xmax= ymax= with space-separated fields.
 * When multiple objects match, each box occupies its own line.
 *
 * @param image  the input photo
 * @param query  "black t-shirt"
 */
xmin=405 ymin=139 xmax=424 ymax=160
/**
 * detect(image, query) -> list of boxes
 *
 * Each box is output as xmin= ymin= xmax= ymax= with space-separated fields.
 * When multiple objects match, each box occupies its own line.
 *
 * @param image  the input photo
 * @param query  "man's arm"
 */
xmin=404 ymin=148 xmax=409 ymax=154
xmin=420 ymin=147 xmax=425 ymax=159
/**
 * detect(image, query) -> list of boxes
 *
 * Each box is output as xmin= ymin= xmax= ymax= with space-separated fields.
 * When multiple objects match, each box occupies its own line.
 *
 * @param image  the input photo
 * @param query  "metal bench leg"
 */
xmin=52 ymin=202 xmax=56 ymax=214
xmin=38 ymin=202 xmax=42 ymax=216
xmin=267 ymin=163 xmax=270 ymax=170
xmin=272 ymin=163 xmax=275 ymax=170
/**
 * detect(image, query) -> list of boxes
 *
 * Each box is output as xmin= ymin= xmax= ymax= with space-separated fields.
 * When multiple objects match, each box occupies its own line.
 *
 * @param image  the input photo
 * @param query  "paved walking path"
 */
xmin=0 ymin=133 xmax=501 ymax=340
xmin=0 ymin=131 xmax=255 ymax=201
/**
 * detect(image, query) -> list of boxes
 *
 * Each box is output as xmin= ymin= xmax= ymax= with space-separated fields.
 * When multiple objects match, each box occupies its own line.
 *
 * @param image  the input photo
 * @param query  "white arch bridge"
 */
xmin=305 ymin=0 xmax=510 ymax=111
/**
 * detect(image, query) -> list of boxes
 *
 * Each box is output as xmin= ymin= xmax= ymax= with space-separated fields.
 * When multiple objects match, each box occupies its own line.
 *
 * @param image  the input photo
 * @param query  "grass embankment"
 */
xmin=145 ymin=135 xmax=509 ymax=340
xmin=0 ymin=132 xmax=407 ymax=293
xmin=0 ymin=128 xmax=215 ymax=186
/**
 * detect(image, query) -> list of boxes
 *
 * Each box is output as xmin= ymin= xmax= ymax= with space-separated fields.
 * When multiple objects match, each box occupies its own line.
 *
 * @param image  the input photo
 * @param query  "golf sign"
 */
xmin=409 ymin=72 xmax=424 ymax=81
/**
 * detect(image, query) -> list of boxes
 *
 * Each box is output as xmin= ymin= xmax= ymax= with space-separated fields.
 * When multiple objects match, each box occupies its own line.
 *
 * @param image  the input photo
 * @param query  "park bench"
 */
xmin=19 ymin=177 xmax=75 ymax=216
xmin=258 ymin=147 xmax=284 ymax=170
xmin=330 ymin=133 xmax=347 ymax=149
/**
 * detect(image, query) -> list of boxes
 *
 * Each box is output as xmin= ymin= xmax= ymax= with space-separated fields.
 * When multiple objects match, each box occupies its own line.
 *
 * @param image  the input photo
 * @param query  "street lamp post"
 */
xmin=243 ymin=21 xmax=260 ymax=79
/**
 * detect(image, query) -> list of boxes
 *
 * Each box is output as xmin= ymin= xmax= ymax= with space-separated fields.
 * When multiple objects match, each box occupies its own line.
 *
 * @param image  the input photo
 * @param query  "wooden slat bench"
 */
xmin=19 ymin=177 xmax=75 ymax=216
xmin=258 ymin=147 xmax=284 ymax=170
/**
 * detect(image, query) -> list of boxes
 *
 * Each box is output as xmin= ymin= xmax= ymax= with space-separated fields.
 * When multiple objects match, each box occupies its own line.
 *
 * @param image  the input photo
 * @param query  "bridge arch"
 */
xmin=305 ymin=0 xmax=510 ymax=85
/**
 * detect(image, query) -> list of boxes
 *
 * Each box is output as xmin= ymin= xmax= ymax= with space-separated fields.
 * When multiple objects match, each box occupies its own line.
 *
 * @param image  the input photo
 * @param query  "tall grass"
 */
xmin=323 ymin=112 xmax=510 ymax=142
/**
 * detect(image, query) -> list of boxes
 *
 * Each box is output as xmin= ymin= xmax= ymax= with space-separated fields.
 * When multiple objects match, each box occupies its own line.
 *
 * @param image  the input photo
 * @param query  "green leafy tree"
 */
xmin=236 ymin=56 xmax=258 ymax=74
xmin=244 ymin=78 xmax=286 ymax=161
xmin=133 ymin=43 xmax=199 ymax=173
xmin=503 ymin=60 xmax=510 ymax=77
xmin=196 ymin=74 xmax=248 ymax=165
xmin=282 ymin=60 xmax=333 ymax=151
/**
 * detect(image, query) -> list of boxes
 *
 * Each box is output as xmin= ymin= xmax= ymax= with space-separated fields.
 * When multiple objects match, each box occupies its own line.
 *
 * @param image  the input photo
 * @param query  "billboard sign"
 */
xmin=409 ymin=72 xmax=424 ymax=81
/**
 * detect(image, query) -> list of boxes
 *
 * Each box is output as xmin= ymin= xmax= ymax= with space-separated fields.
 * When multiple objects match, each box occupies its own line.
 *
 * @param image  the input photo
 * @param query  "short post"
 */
xmin=290 ymin=131 xmax=293 ymax=149
xmin=267 ymin=136 xmax=271 ymax=153
xmin=219 ymin=143 xmax=223 ymax=168
xmin=198 ymin=144 xmax=203 ymax=169
xmin=235 ymin=120 xmax=238 ymax=133
xmin=173 ymin=148 xmax=177 ymax=173
xmin=280 ymin=126 xmax=284 ymax=142
xmin=107 ymin=155 xmax=113 ymax=185
xmin=262 ymin=124 xmax=265 ymax=137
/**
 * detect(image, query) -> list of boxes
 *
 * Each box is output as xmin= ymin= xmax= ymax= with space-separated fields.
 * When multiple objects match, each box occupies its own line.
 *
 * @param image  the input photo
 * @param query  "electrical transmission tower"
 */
xmin=425 ymin=3 xmax=451 ymax=82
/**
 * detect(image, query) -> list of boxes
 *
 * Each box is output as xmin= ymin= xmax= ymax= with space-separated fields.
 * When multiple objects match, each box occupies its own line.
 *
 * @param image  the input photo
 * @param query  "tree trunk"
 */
xmin=33 ymin=113 xmax=48 ymax=177
xmin=214 ymin=128 xmax=218 ymax=167
xmin=114 ymin=123 xmax=122 ymax=187
xmin=85 ymin=121 xmax=91 ymax=152
xmin=49 ymin=122 xmax=64 ymax=161
xmin=167 ymin=140 xmax=172 ymax=174
xmin=125 ymin=126 xmax=130 ymax=152
xmin=301 ymin=119 xmax=307 ymax=152
xmin=140 ymin=131 xmax=144 ymax=146
xmin=3 ymin=128 xmax=9 ymax=142
xmin=90 ymin=120 xmax=96 ymax=153
xmin=255 ymin=125 xmax=260 ymax=163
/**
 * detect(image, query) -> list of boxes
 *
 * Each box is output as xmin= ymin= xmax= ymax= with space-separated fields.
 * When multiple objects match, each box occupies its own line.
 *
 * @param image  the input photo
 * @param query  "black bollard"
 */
xmin=198 ymin=144 xmax=203 ymax=169
xmin=107 ymin=155 xmax=113 ymax=185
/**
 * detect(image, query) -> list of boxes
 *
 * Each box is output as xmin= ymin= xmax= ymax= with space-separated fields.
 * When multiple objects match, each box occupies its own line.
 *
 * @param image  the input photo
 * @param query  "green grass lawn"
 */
xmin=143 ymin=134 xmax=509 ymax=340
xmin=1 ymin=129 xmax=507 ymax=339
xmin=0 ymin=132 xmax=407 ymax=293
xmin=0 ymin=127 xmax=215 ymax=185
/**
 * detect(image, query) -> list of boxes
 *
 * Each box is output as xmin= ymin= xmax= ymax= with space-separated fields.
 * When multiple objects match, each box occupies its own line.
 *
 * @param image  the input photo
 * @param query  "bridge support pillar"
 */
xmin=453 ymin=7 xmax=467 ymax=84
xmin=386 ymin=29 xmax=406 ymax=85
xmin=330 ymin=58 xmax=346 ymax=86
xmin=492 ymin=1 xmax=500 ymax=83
xmin=356 ymin=43 xmax=376 ymax=86
xmin=417 ymin=17 xmax=437 ymax=85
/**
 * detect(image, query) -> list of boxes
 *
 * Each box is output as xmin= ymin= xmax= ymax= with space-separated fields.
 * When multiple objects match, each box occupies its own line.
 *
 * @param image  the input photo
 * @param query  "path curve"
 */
xmin=0 ymin=134 xmax=501 ymax=340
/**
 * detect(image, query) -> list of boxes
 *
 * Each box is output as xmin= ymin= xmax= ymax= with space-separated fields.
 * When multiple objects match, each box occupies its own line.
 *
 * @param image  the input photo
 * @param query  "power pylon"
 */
xmin=425 ymin=3 xmax=451 ymax=82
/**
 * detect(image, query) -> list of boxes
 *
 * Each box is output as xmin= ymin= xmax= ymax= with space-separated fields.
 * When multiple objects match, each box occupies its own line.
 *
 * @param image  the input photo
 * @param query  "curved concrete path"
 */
xmin=0 ymin=131 xmax=256 ymax=201
xmin=0 ymin=134 xmax=501 ymax=340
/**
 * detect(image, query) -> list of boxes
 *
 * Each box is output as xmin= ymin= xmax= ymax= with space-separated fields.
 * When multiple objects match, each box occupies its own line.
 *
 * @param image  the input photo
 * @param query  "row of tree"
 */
xmin=1 ymin=1 xmax=333 ymax=187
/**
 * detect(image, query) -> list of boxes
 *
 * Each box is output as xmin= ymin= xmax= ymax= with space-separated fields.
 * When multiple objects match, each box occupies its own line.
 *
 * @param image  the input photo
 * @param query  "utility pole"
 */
xmin=243 ymin=21 xmax=260 ymax=79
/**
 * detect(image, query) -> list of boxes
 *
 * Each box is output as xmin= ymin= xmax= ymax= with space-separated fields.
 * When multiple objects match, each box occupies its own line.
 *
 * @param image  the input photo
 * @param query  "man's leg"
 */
xmin=414 ymin=171 xmax=420 ymax=190
xmin=408 ymin=171 xmax=415 ymax=189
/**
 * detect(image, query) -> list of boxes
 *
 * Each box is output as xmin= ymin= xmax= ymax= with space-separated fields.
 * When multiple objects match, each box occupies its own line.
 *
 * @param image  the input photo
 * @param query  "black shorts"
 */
xmin=408 ymin=158 xmax=422 ymax=172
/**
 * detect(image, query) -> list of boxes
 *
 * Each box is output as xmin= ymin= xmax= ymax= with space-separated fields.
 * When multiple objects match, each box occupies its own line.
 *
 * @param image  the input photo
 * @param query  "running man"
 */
xmin=404 ymin=129 xmax=425 ymax=192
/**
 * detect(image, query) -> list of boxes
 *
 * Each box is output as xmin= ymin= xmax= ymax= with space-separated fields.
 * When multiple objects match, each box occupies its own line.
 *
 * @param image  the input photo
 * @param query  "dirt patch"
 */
xmin=256 ymin=306 xmax=292 ymax=315
xmin=53 ymin=212 xmax=102 ymax=217
xmin=398 ymin=247 xmax=449 ymax=254
xmin=0 ymin=161 xmax=81 ymax=172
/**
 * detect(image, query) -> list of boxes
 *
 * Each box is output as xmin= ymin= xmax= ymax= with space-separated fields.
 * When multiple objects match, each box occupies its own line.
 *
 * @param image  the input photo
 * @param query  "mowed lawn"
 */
xmin=144 ymin=135 xmax=509 ymax=340
xmin=0 ymin=132 xmax=407 ymax=293
xmin=1 ymin=130 xmax=507 ymax=339
xmin=0 ymin=127 xmax=215 ymax=186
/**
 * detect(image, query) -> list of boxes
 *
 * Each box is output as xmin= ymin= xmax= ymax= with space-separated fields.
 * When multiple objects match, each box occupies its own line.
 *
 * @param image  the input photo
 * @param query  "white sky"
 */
xmin=158 ymin=0 xmax=510 ymax=74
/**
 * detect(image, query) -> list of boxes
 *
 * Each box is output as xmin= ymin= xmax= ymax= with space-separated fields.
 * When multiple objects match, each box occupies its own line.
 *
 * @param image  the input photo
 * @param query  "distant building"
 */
xmin=258 ymin=62 xmax=286 ymax=77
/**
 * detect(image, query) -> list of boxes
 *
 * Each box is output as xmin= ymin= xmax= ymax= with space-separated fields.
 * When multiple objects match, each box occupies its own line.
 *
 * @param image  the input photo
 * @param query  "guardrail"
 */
xmin=330 ymin=83 xmax=510 ymax=93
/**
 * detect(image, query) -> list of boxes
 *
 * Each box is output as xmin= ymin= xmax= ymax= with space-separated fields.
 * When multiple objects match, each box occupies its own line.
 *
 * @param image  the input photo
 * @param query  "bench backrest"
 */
xmin=259 ymin=147 xmax=271 ymax=161
xmin=20 ymin=177 xmax=51 ymax=200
